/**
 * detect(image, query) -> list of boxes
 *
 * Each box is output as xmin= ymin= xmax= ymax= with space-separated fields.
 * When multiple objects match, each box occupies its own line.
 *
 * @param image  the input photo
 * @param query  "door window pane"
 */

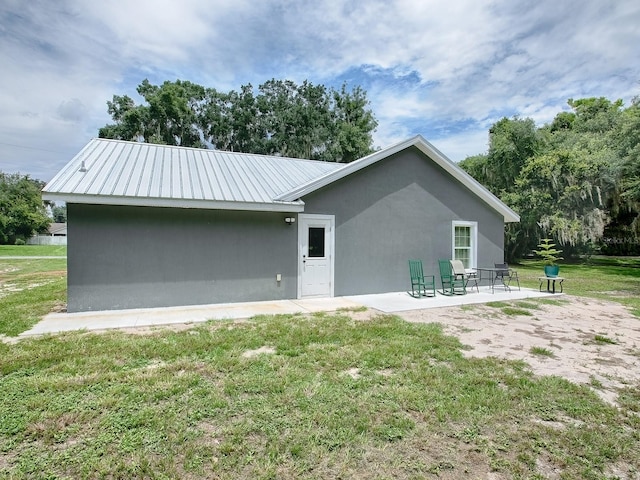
xmin=308 ymin=227 xmax=325 ymax=257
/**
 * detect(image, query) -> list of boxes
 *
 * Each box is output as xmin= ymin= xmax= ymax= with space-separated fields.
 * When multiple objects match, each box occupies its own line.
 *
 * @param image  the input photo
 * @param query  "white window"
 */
xmin=452 ymin=221 xmax=477 ymax=269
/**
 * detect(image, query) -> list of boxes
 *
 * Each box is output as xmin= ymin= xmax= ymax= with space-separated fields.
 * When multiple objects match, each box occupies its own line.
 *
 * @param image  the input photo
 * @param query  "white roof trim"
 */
xmin=42 ymin=192 xmax=305 ymax=213
xmin=276 ymin=135 xmax=520 ymax=223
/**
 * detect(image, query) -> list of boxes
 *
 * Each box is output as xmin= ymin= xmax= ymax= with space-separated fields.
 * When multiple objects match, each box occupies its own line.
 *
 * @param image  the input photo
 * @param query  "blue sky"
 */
xmin=1 ymin=0 xmax=639 ymax=182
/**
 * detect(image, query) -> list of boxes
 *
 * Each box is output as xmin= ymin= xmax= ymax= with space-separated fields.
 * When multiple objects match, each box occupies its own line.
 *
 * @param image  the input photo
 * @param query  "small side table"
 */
xmin=538 ymin=276 xmax=564 ymax=294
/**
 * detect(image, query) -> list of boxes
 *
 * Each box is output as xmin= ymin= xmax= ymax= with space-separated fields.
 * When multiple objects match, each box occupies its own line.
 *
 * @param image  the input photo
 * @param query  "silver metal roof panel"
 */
xmin=43 ymin=138 xmax=343 ymax=212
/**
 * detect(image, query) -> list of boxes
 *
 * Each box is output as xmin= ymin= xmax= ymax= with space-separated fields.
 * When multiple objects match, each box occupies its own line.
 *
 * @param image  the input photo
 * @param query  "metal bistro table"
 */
xmin=474 ymin=267 xmax=511 ymax=293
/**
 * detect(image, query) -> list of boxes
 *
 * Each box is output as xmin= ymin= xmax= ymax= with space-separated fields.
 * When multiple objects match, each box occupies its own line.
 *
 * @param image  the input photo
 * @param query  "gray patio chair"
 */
xmin=494 ymin=263 xmax=520 ymax=291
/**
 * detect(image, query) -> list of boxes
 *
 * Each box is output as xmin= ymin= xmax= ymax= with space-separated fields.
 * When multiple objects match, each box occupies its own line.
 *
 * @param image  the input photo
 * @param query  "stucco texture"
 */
xmin=66 ymin=204 xmax=297 ymax=312
xmin=302 ymin=146 xmax=505 ymax=296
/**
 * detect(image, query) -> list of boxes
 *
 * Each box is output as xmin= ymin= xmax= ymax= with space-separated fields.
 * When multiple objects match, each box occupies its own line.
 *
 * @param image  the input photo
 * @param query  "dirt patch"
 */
xmin=398 ymin=295 xmax=640 ymax=405
xmin=343 ymin=367 xmax=361 ymax=379
xmin=242 ymin=346 xmax=276 ymax=358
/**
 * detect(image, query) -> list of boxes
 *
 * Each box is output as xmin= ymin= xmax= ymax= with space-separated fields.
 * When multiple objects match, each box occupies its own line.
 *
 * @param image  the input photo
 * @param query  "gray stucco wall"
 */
xmin=67 ymin=204 xmax=297 ymax=312
xmin=302 ymin=146 xmax=505 ymax=296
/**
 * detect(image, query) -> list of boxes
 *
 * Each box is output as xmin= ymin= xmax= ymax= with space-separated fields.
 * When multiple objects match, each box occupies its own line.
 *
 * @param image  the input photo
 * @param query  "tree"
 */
xmin=459 ymin=117 xmax=543 ymax=260
xmin=600 ymin=96 xmax=640 ymax=252
xmin=98 ymin=94 xmax=145 ymax=142
xmin=328 ymin=84 xmax=378 ymax=163
xmin=51 ymin=205 xmax=67 ymax=223
xmin=514 ymin=146 xmax=615 ymax=249
xmin=200 ymin=83 xmax=271 ymax=154
xmin=459 ymin=96 xmax=638 ymax=260
xmin=100 ymin=80 xmax=206 ymax=147
xmin=567 ymin=97 xmax=623 ymax=134
xmin=458 ymin=154 xmax=490 ymax=188
xmin=100 ymin=78 xmax=377 ymax=163
xmin=0 ymin=172 xmax=50 ymax=244
xmin=486 ymin=117 xmax=541 ymax=194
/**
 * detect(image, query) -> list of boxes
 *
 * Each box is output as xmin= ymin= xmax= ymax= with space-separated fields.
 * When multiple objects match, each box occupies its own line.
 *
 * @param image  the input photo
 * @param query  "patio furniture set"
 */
xmin=409 ymin=259 xmax=565 ymax=298
xmin=408 ymin=259 xmax=520 ymax=298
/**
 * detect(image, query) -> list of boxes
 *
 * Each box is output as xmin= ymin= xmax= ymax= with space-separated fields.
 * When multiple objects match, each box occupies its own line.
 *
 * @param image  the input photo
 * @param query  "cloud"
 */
xmin=0 ymin=0 xmax=639 ymax=180
xmin=56 ymin=98 xmax=88 ymax=123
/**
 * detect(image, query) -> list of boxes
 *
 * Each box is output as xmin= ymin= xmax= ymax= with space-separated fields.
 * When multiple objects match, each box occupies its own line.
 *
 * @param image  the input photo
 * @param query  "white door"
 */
xmin=298 ymin=214 xmax=334 ymax=298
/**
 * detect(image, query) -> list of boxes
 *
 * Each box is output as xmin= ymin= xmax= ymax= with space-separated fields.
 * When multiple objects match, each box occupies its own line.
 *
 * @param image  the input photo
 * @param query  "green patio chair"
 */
xmin=438 ymin=259 xmax=466 ymax=295
xmin=408 ymin=260 xmax=436 ymax=298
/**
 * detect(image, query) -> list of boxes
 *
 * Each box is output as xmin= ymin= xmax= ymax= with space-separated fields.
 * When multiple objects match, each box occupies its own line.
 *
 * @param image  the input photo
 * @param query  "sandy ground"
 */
xmin=397 ymin=295 xmax=640 ymax=405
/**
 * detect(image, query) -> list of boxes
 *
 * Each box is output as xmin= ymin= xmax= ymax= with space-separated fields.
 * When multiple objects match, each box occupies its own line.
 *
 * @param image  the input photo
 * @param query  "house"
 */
xmin=27 ymin=222 xmax=67 ymax=245
xmin=43 ymin=136 xmax=519 ymax=312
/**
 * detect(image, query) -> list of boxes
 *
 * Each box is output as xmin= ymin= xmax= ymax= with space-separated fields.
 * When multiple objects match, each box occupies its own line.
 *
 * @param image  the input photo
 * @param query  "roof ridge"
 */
xmin=90 ymin=138 xmax=339 ymax=166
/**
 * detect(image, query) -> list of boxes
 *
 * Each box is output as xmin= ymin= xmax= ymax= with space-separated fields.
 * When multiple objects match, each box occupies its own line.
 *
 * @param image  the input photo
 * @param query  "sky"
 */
xmin=1 ymin=0 xmax=639 ymax=183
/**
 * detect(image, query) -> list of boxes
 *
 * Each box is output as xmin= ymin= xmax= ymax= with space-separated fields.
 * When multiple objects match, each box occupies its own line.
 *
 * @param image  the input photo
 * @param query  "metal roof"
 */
xmin=43 ymin=136 xmax=519 ymax=222
xmin=43 ymin=138 xmax=343 ymax=212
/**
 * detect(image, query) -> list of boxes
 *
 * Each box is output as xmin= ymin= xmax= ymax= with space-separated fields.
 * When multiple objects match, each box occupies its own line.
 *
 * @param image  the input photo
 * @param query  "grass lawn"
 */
xmin=0 ymin=245 xmax=67 ymax=257
xmin=514 ymin=256 xmax=640 ymax=316
xmin=0 ymin=246 xmax=67 ymax=336
xmin=2 ymin=313 xmax=639 ymax=479
xmin=1 ymin=253 xmax=639 ymax=479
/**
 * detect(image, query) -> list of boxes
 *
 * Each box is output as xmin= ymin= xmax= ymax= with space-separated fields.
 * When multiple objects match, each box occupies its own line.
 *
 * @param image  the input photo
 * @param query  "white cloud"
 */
xmin=1 ymin=0 xmax=639 ymax=180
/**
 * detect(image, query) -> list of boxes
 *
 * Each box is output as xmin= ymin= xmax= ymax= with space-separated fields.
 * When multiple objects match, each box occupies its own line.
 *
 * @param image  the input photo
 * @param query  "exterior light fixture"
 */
xmin=284 ymin=217 xmax=296 ymax=225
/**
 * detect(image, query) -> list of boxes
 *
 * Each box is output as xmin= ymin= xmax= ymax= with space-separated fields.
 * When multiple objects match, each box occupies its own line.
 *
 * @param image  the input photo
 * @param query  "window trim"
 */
xmin=452 ymin=221 xmax=478 ymax=269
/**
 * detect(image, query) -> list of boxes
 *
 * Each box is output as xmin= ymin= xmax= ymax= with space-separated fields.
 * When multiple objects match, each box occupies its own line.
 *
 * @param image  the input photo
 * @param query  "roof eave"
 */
xmin=42 ymin=192 xmax=305 ymax=213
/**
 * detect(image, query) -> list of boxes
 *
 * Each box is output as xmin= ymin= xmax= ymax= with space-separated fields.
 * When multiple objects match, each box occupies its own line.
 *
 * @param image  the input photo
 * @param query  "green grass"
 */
xmin=515 ymin=259 xmax=640 ymax=316
xmin=1 ymin=314 xmax=639 ymax=479
xmin=486 ymin=301 xmax=535 ymax=317
xmin=530 ymin=346 xmax=555 ymax=357
xmin=513 ymin=300 xmax=541 ymax=310
xmin=0 ymin=245 xmax=67 ymax=256
xmin=0 ymin=257 xmax=67 ymax=336
xmin=594 ymin=334 xmax=617 ymax=345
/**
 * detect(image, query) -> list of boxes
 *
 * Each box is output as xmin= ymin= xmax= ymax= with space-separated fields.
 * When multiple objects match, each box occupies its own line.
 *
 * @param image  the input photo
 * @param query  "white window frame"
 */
xmin=452 ymin=221 xmax=478 ymax=269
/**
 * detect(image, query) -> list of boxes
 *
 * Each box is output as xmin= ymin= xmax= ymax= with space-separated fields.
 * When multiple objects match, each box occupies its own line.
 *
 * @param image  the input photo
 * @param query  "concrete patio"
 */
xmin=19 ymin=285 xmax=559 ymax=337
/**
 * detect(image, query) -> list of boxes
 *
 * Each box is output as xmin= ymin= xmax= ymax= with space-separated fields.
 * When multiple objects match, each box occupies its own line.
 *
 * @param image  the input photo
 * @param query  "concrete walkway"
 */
xmin=20 ymin=286 xmax=558 ymax=337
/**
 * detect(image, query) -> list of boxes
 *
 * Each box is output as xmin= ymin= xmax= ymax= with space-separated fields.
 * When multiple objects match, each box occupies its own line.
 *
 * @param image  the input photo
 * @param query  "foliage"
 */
xmin=100 ymin=78 xmax=378 ymax=163
xmin=533 ymin=238 xmax=563 ymax=266
xmin=51 ymin=205 xmax=66 ymax=223
xmin=460 ymin=96 xmax=640 ymax=260
xmin=487 ymin=116 xmax=541 ymax=193
xmin=0 ymin=172 xmax=50 ymax=245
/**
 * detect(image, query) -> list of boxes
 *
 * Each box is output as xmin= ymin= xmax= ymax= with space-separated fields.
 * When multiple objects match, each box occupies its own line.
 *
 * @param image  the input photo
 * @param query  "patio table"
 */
xmin=474 ymin=267 xmax=512 ymax=293
xmin=539 ymin=276 xmax=564 ymax=294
